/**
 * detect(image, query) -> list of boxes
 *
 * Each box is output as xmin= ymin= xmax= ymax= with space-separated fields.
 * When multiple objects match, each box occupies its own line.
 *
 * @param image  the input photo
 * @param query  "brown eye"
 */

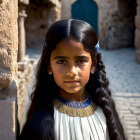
xmin=56 ymin=60 xmax=66 ymax=64
xmin=77 ymin=59 xmax=87 ymax=65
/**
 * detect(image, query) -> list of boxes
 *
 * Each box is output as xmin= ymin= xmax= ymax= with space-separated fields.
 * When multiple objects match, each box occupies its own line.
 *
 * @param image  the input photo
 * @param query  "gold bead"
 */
xmin=48 ymin=72 xmax=52 ymax=75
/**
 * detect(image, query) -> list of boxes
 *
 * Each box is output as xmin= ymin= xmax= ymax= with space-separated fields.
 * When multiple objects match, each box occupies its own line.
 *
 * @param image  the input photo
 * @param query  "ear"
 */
xmin=90 ymin=58 xmax=97 ymax=74
xmin=90 ymin=66 xmax=95 ymax=74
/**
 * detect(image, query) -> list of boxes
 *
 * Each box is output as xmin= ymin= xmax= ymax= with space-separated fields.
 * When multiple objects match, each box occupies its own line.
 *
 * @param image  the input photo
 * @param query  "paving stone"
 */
xmin=134 ymin=130 xmax=140 ymax=134
xmin=115 ymin=105 xmax=129 ymax=110
xmin=134 ymin=135 xmax=140 ymax=139
xmin=112 ymin=94 xmax=140 ymax=140
xmin=131 ymin=103 xmax=140 ymax=107
xmin=124 ymin=117 xmax=137 ymax=121
xmin=119 ymin=110 xmax=131 ymax=114
xmin=125 ymin=121 xmax=139 ymax=125
xmin=129 ymin=106 xmax=139 ymax=110
xmin=132 ymin=110 xmax=140 ymax=115
xmin=127 ymin=130 xmax=134 ymax=134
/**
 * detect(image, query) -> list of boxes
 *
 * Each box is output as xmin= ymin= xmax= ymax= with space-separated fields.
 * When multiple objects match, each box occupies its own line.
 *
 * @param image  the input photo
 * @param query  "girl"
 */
xmin=19 ymin=19 xmax=126 ymax=140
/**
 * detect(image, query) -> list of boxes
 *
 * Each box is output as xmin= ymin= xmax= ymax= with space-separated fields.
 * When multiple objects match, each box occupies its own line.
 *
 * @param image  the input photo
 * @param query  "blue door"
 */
xmin=72 ymin=0 xmax=98 ymax=34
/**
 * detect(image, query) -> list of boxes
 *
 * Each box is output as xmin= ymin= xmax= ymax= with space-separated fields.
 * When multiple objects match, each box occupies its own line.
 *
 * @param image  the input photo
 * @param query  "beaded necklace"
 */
xmin=54 ymin=95 xmax=96 ymax=117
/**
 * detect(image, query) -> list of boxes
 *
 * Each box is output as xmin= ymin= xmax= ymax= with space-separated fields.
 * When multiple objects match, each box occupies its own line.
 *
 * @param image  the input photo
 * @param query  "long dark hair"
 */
xmin=22 ymin=19 xmax=125 ymax=140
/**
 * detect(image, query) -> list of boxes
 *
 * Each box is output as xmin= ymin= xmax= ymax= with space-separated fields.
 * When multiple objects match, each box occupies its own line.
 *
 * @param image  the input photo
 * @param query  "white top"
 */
xmin=54 ymin=106 xmax=110 ymax=140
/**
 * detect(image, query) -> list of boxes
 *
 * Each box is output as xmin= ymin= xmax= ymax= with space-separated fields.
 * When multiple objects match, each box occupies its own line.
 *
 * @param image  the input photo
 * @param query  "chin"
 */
xmin=65 ymin=88 xmax=82 ymax=94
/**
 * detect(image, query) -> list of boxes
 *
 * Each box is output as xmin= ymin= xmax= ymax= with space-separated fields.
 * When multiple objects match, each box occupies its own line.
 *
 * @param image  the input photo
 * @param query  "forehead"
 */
xmin=51 ymin=38 xmax=90 ymax=57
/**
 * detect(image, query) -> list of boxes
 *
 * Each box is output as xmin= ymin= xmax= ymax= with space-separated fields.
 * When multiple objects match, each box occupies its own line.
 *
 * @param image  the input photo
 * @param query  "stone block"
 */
xmin=17 ymin=57 xmax=38 ymax=131
xmin=135 ymin=15 xmax=140 ymax=30
xmin=137 ymin=6 xmax=140 ymax=15
xmin=134 ymin=130 xmax=140 ymax=134
xmin=61 ymin=0 xmax=71 ymax=19
xmin=126 ymin=125 xmax=139 ymax=129
xmin=106 ymin=24 xmax=132 ymax=49
xmin=19 ymin=0 xmax=29 ymax=5
xmin=137 ymin=0 xmax=140 ymax=6
xmin=0 ymin=81 xmax=17 ymax=100
xmin=0 ymin=98 xmax=17 ymax=140
xmin=135 ymin=29 xmax=140 ymax=49
xmin=0 ymin=0 xmax=18 ymax=90
xmin=25 ymin=0 xmax=61 ymax=49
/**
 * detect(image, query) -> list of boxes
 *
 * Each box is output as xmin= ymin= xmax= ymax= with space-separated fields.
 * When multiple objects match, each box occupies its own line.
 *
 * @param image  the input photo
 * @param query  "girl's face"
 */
xmin=49 ymin=38 xmax=95 ymax=95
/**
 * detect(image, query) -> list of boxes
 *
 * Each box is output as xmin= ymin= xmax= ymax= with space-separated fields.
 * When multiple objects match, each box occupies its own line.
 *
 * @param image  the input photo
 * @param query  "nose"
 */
xmin=69 ymin=65 xmax=77 ymax=75
xmin=67 ymin=63 xmax=78 ymax=77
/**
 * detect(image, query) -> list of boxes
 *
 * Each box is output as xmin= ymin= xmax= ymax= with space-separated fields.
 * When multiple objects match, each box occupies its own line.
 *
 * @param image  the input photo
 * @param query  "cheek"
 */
xmin=51 ymin=65 xmax=64 ymax=83
xmin=52 ymin=70 xmax=63 ymax=87
xmin=80 ymin=67 xmax=91 ymax=83
xmin=83 ymin=71 xmax=91 ymax=81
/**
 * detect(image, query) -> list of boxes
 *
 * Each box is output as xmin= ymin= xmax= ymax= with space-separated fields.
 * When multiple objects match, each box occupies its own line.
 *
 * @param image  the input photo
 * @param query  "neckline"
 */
xmin=54 ymin=95 xmax=97 ymax=117
xmin=56 ymin=95 xmax=91 ymax=109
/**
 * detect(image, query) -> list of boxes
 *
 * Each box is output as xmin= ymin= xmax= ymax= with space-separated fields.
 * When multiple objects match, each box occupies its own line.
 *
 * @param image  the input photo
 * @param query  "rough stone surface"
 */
xmin=99 ymin=0 xmax=136 ymax=49
xmin=135 ymin=15 xmax=140 ymax=30
xmin=61 ymin=0 xmax=71 ymax=19
xmin=98 ymin=0 xmax=117 ymax=46
xmin=25 ymin=0 xmax=61 ymax=49
xmin=0 ymin=81 xmax=17 ymax=100
xmin=137 ymin=5 xmax=140 ymax=14
xmin=135 ymin=29 xmax=140 ymax=50
xmin=138 ymin=0 xmax=140 ymax=5
xmin=19 ymin=0 xmax=29 ymax=5
xmin=0 ymin=98 xmax=16 ymax=140
xmin=105 ymin=23 xmax=133 ymax=49
xmin=0 ymin=0 xmax=18 ymax=90
xmin=17 ymin=56 xmax=38 ymax=131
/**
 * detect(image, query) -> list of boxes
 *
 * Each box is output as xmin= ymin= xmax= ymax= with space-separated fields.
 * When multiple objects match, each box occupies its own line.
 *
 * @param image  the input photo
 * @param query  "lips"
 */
xmin=64 ymin=81 xmax=80 ymax=85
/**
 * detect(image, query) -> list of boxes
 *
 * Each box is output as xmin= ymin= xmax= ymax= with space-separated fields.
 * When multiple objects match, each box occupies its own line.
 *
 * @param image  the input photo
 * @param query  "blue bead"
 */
xmin=56 ymin=95 xmax=91 ymax=109
xmin=95 ymin=41 xmax=100 ymax=52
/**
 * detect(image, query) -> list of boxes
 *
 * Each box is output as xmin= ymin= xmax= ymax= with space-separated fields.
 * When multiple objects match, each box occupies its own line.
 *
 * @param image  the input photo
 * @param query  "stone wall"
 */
xmin=61 ymin=0 xmax=72 ymax=19
xmin=25 ymin=0 xmax=61 ymax=49
xmin=17 ymin=56 xmax=38 ymax=131
xmin=0 ymin=0 xmax=18 ymax=140
xmin=0 ymin=0 xmax=18 ymax=90
xmin=99 ymin=0 xmax=136 ymax=49
xmin=135 ymin=0 xmax=140 ymax=63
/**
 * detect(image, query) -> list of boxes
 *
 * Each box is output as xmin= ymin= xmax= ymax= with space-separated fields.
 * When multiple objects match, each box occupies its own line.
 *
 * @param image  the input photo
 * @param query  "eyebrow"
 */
xmin=53 ymin=55 xmax=90 ymax=60
xmin=76 ymin=56 xmax=90 ymax=59
xmin=53 ymin=56 xmax=66 ymax=60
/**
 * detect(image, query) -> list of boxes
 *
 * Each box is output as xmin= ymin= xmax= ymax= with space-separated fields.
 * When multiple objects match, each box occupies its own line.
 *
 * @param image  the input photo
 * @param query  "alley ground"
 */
xmin=27 ymin=47 xmax=140 ymax=140
xmin=101 ymin=47 xmax=140 ymax=140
